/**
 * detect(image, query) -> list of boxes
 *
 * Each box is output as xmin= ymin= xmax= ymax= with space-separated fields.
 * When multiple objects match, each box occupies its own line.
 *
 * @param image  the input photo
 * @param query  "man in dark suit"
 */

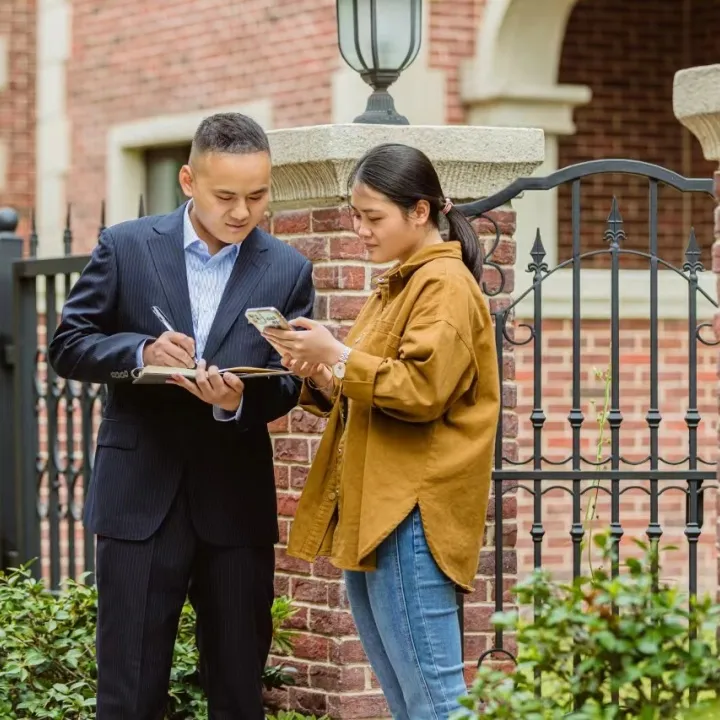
xmin=49 ymin=113 xmax=314 ymax=720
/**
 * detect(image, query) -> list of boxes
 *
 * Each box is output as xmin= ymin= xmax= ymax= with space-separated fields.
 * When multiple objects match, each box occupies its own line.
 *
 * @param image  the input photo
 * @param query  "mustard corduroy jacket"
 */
xmin=287 ymin=242 xmax=500 ymax=591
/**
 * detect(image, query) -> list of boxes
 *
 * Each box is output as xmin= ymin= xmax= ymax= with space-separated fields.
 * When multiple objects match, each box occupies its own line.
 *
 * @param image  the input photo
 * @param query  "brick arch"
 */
xmin=463 ymin=0 xmax=591 ymax=274
xmin=473 ymin=0 xmax=581 ymax=90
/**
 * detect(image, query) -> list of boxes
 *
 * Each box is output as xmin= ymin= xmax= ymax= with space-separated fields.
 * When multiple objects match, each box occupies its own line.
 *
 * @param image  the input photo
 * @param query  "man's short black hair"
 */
xmin=191 ymin=113 xmax=270 ymax=157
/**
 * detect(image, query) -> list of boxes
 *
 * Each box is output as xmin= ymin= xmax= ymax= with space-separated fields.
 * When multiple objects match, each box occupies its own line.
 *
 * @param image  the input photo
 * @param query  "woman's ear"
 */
xmin=409 ymin=199 xmax=432 ymax=226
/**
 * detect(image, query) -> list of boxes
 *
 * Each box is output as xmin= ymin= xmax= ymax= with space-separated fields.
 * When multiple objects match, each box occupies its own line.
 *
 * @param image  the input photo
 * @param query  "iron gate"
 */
xmin=456 ymin=159 xmax=718 ymax=666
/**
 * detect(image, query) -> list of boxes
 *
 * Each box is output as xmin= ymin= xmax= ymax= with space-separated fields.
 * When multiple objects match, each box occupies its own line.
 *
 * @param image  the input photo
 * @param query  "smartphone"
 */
xmin=245 ymin=306 xmax=292 ymax=332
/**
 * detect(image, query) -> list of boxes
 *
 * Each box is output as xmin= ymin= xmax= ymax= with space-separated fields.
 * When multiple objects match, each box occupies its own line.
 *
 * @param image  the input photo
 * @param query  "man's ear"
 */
xmin=178 ymin=165 xmax=194 ymax=198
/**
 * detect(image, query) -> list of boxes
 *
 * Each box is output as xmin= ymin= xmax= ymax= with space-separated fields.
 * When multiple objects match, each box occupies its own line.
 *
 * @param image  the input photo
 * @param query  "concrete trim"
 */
xmin=268 ymin=124 xmax=545 ymax=209
xmin=514 ymin=268 xmax=717 ymax=320
xmin=35 ymin=0 xmax=72 ymax=257
xmin=462 ymin=85 xmax=591 ymax=137
xmin=0 ymin=36 xmax=8 ymax=92
xmin=106 ymin=100 xmax=273 ymax=226
xmin=674 ymin=64 xmax=720 ymax=162
xmin=0 ymin=140 xmax=7 ymax=193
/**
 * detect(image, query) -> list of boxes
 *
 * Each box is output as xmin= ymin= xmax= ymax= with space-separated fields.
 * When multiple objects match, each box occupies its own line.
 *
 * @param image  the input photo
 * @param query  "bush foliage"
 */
xmin=0 ymin=566 xmax=317 ymax=719
xmin=454 ymin=534 xmax=720 ymax=720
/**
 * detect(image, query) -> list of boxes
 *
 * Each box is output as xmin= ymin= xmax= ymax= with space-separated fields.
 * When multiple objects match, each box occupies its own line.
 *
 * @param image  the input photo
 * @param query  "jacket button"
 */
xmin=328 ymin=490 xmax=337 ymax=501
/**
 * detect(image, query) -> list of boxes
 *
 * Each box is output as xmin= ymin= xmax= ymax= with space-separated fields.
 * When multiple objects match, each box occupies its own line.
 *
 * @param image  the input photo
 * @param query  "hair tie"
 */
xmin=441 ymin=197 xmax=453 ymax=215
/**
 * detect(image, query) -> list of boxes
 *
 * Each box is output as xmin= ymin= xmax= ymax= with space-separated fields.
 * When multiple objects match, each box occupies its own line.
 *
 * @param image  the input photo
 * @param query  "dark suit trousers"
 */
xmin=95 ymin=487 xmax=275 ymax=720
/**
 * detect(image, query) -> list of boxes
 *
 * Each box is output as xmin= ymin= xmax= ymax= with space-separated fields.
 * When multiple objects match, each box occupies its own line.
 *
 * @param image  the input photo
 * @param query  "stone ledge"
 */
xmin=673 ymin=64 xmax=720 ymax=162
xmin=268 ymin=124 xmax=545 ymax=209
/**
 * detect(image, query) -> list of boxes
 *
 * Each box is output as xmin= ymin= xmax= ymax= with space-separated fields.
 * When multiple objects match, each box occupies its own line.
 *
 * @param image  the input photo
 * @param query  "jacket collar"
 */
xmin=375 ymin=242 xmax=463 ymax=299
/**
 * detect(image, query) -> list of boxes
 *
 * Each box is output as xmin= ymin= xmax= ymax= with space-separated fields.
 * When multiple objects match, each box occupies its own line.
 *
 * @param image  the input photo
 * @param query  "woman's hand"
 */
xmin=263 ymin=317 xmax=346 ymax=367
xmin=262 ymin=326 xmax=334 ymax=389
xmin=283 ymin=358 xmax=333 ymax=390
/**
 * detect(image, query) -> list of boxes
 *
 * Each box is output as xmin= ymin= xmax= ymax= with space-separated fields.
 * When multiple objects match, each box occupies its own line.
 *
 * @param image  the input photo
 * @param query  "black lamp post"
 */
xmin=336 ymin=0 xmax=422 ymax=125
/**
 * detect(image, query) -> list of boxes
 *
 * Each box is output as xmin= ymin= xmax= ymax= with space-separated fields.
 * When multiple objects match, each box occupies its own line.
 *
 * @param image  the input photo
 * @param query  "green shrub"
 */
xmin=0 ymin=566 xmax=305 ymax=719
xmin=455 ymin=534 xmax=720 ymax=720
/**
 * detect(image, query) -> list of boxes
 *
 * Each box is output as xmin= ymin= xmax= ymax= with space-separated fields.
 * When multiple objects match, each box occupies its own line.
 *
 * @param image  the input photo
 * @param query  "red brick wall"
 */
xmin=557 ymin=0 xmax=718 ymax=268
xmin=67 ymin=0 xmax=340 ymax=246
xmin=549 ymin=0 xmax=720 ymax=593
xmin=0 ymin=0 xmax=36 ymax=236
xmin=428 ymin=0 xmax=485 ymax=124
xmin=515 ymin=319 xmax=719 ymax=597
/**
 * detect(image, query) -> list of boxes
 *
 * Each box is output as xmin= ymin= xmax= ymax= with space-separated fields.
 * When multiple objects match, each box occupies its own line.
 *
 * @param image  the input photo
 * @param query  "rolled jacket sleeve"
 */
xmin=342 ymin=319 xmax=474 ymax=423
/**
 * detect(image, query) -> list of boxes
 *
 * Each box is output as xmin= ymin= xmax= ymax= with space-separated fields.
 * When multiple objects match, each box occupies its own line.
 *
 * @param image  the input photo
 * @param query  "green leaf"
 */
xmin=636 ymin=637 xmax=659 ymax=655
xmin=25 ymin=650 xmax=48 ymax=666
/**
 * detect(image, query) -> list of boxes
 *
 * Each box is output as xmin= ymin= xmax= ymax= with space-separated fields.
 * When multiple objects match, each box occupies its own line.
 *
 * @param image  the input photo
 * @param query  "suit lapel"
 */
xmin=202 ymin=228 xmax=270 ymax=361
xmin=147 ymin=205 xmax=195 ymax=340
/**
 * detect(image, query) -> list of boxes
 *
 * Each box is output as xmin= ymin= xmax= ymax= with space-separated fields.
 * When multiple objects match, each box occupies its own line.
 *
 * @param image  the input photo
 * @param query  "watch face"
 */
xmin=333 ymin=362 xmax=346 ymax=379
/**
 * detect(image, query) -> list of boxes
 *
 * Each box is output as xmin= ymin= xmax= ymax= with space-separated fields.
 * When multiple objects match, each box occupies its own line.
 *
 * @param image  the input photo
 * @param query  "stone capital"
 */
xmin=460 ymin=84 xmax=592 ymax=137
xmin=267 ymin=123 xmax=545 ymax=210
xmin=673 ymin=64 xmax=720 ymax=163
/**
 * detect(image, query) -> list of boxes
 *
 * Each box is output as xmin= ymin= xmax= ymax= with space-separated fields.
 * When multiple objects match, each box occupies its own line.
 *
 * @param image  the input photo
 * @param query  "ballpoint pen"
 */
xmin=151 ymin=305 xmax=198 ymax=366
xmin=151 ymin=305 xmax=175 ymax=334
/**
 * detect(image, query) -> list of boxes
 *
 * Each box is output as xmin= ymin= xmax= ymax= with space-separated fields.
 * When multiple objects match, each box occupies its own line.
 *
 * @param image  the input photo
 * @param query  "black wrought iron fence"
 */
xmin=456 ymin=159 xmax=718 ymax=667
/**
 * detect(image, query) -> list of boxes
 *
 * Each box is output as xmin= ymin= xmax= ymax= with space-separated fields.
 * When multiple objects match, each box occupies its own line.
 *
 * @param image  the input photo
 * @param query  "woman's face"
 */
xmin=349 ymin=182 xmax=431 ymax=265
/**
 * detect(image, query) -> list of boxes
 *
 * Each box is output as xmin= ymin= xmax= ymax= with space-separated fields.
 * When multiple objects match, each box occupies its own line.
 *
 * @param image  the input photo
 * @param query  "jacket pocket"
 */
xmin=97 ymin=419 xmax=138 ymax=450
xmin=361 ymin=320 xmax=403 ymax=357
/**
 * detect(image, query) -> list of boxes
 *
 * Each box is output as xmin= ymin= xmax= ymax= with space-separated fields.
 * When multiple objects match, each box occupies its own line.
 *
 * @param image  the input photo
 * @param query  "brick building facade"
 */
xmin=0 ymin=0 xmax=35 ymax=238
xmin=2 ymin=0 xmax=720 ymax=717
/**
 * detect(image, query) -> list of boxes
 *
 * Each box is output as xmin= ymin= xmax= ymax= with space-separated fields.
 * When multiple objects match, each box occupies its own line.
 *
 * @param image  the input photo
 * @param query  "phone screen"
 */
xmin=245 ymin=307 xmax=291 ymax=332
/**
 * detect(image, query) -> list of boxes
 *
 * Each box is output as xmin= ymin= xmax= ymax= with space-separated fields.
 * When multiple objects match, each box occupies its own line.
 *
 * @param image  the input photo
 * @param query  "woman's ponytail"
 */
xmin=444 ymin=204 xmax=483 ymax=284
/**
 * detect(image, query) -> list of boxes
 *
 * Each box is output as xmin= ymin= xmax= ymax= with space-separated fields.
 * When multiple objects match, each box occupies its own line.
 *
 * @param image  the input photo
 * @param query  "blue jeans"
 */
xmin=344 ymin=508 xmax=467 ymax=719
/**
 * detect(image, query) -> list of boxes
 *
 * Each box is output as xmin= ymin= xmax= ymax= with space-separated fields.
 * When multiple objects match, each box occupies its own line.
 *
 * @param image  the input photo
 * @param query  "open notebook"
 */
xmin=131 ymin=365 xmax=294 ymax=385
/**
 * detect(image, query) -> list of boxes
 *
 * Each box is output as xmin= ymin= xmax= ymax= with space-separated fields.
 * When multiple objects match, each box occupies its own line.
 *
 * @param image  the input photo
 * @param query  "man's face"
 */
xmin=178 ymin=151 xmax=271 ymax=247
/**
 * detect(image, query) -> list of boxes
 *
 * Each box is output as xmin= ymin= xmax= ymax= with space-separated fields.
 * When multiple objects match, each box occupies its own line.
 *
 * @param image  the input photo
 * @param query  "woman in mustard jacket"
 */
xmin=263 ymin=143 xmax=500 ymax=719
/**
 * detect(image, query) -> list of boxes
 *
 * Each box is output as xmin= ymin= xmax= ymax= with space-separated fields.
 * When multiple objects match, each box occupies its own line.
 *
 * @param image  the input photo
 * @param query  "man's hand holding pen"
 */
xmin=142 ymin=331 xmax=197 ymax=368
xmin=145 ymin=305 xmax=198 ymax=368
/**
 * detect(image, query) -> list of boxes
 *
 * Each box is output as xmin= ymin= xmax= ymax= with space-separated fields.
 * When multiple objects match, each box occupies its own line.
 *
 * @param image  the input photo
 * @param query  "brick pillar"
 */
xmin=673 ymin=64 xmax=720 ymax=601
xmin=265 ymin=124 xmax=544 ymax=718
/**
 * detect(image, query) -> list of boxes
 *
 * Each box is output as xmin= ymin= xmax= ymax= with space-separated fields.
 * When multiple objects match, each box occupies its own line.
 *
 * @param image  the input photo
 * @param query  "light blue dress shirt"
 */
xmin=136 ymin=203 xmax=243 ymax=421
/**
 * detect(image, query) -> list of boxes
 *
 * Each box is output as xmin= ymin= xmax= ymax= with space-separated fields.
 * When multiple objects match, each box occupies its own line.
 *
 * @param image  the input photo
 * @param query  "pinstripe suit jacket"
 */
xmin=49 ymin=204 xmax=314 ymax=546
